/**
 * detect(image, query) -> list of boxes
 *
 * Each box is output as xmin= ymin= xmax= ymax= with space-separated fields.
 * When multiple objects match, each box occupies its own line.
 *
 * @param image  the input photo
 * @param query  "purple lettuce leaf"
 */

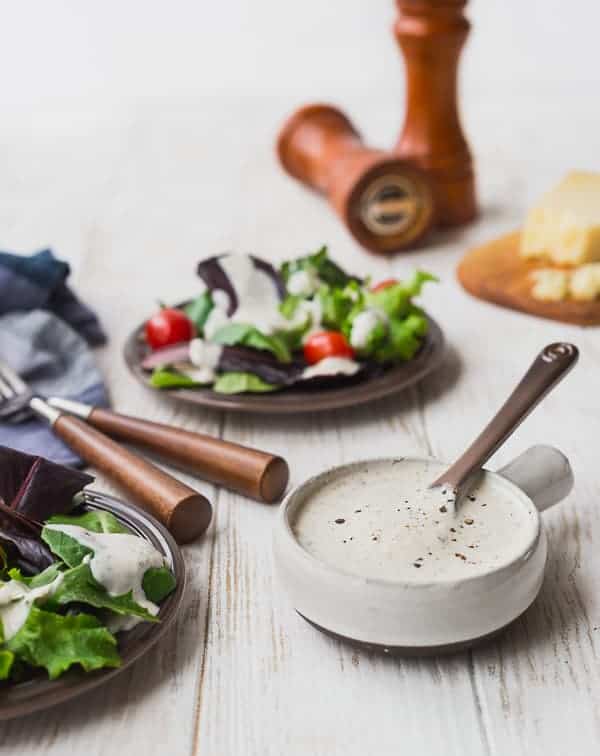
xmin=0 ymin=499 xmax=54 ymax=573
xmin=196 ymin=254 xmax=286 ymax=315
xmin=218 ymin=346 xmax=304 ymax=386
xmin=0 ymin=446 xmax=93 ymax=573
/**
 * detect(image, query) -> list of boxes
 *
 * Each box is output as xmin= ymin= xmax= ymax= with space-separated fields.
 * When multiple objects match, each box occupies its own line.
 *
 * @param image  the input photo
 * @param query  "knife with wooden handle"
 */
xmin=47 ymin=398 xmax=289 ymax=503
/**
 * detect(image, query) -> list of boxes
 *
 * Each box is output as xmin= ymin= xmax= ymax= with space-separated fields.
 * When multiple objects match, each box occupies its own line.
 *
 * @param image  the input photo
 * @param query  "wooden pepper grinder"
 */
xmin=277 ymin=1 xmax=477 ymax=253
xmin=277 ymin=104 xmax=436 ymax=254
xmin=394 ymin=0 xmax=477 ymax=226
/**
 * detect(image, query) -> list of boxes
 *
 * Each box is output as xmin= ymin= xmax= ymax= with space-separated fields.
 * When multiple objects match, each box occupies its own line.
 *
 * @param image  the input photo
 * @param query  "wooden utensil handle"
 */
xmin=86 ymin=407 xmax=289 ymax=503
xmin=53 ymin=414 xmax=212 ymax=543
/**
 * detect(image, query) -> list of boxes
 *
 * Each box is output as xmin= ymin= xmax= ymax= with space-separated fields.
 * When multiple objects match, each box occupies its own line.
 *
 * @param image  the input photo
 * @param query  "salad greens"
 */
xmin=213 ymin=372 xmax=278 ymax=395
xmin=143 ymin=245 xmax=437 ymax=395
xmin=184 ymin=291 xmax=214 ymax=333
xmin=0 ymin=448 xmax=177 ymax=684
xmin=150 ymin=368 xmax=208 ymax=389
xmin=280 ymin=245 xmax=358 ymax=288
xmin=4 ymin=608 xmax=120 ymax=681
xmin=212 ymin=323 xmax=292 ymax=364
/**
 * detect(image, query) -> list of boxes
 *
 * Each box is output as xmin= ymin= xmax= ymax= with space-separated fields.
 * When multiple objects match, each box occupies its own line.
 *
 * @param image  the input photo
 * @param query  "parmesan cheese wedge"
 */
xmin=521 ymin=172 xmax=600 ymax=265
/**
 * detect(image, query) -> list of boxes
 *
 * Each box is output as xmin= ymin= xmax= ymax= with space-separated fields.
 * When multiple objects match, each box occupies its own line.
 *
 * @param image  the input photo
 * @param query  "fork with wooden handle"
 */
xmin=0 ymin=362 xmax=212 ymax=543
xmin=46 ymin=397 xmax=289 ymax=503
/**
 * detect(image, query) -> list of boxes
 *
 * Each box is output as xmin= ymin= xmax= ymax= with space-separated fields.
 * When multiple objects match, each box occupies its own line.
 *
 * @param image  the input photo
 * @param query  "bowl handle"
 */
xmin=498 ymin=445 xmax=573 ymax=512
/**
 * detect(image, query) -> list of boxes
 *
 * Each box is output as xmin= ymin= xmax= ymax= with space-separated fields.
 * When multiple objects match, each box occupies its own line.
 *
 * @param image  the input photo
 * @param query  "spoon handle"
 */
xmin=430 ymin=343 xmax=579 ymax=492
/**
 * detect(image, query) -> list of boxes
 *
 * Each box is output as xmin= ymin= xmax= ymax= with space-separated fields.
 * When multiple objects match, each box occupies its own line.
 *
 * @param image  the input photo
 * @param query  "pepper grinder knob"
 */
xmin=277 ymin=104 xmax=436 ymax=254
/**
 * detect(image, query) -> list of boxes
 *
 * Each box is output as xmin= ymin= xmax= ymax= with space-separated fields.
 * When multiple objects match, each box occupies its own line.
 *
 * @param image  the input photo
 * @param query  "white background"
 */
xmin=1 ymin=0 xmax=598 ymax=103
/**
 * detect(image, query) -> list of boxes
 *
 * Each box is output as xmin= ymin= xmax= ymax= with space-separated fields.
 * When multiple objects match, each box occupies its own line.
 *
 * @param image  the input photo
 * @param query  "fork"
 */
xmin=0 ymin=361 xmax=212 ymax=543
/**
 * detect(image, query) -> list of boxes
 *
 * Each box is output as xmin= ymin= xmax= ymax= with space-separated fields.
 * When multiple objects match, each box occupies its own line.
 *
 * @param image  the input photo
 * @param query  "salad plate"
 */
xmin=0 ymin=490 xmax=185 ymax=722
xmin=124 ymin=247 xmax=446 ymax=414
xmin=125 ymin=315 xmax=444 ymax=413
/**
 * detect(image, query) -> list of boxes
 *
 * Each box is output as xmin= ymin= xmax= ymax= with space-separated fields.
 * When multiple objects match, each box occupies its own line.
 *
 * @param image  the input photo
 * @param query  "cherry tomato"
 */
xmin=145 ymin=307 xmax=195 ymax=350
xmin=303 ymin=331 xmax=355 ymax=364
xmin=370 ymin=278 xmax=398 ymax=293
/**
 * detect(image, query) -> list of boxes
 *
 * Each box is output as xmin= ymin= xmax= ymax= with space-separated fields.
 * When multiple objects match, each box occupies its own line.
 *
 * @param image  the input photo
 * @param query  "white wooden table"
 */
xmin=0 ymin=90 xmax=599 ymax=755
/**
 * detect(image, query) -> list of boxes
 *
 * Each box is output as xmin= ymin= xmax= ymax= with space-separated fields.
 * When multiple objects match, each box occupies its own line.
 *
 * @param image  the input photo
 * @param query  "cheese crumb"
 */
xmin=569 ymin=263 xmax=600 ymax=301
xmin=530 ymin=269 xmax=569 ymax=301
xmin=530 ymin=263 xmax=600 ymax=302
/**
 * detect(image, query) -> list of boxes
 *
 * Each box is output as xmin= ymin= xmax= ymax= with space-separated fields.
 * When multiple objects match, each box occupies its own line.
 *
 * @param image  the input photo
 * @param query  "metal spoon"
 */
xmin=429 ymin=342 xmax=579 ymax=508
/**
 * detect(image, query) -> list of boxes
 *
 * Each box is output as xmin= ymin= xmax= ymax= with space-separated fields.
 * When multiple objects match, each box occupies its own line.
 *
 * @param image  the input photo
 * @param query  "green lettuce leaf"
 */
xmin=48 ymin=563 xmax=157 ymax=622
xmin=281 ymin=245 xmax=357 ymax=288
xmin=150 ymin=368 xmax=207 ymax=389
xmin=0 ymin=649 xmax=14 ymax=680
xmin=213 ymin=372 xmax=279 ymax=394
xmin=318 ymin=280 xmax=364 ymax=331
xmin=184 ymin=292 xmax=213 ymax=333
xmin=46 ymin=511 xmax=130 ymax=535
xmin=366 ymin=271 xmax=437 ymax=319
xmin=279 ymin=295 xmax=302 ymax=319
xmin=373 ymin=310 xmax=429 ymax=362
xmin=212 ymin=323 xmax=291 ymax=363
xmin=41 ymin=528 xmax=91 ymax=569
xmin=5 ymin=607 xmax=120 ymax=680
xmin=142 ymin=567 xmax=177 ymax=603
xmin=8 ymin=562 xmax=64 ymax=589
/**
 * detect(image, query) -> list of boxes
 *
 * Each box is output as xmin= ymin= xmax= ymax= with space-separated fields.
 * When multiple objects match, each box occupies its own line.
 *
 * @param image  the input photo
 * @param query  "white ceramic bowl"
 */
xmin=273 ymin=445 xmax=573 ymax=654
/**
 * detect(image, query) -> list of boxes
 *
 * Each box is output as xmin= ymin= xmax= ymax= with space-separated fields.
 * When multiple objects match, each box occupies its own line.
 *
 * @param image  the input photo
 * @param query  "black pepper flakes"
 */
xmin=455 ymin=553 xmax=467 ymax=561
xmin=464 ymin=518 xmax=474 ymax=525
xmin=334 ymin=518 xmax=346 ymax=524
xmin=413 ymin=562 xmax=422 ymax=568
xmin=439 ymin=505 xmax=448 ymax=513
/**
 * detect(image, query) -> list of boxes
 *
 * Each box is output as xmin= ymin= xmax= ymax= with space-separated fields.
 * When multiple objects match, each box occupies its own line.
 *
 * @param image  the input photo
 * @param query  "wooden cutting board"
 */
xmin=457 ymin=230 xmax=600 ymax=326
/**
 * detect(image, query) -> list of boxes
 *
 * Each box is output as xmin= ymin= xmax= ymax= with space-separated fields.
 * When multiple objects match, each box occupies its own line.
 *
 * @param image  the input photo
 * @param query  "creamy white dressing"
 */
xmin=292 ymin=459 xmax=537 ymax=582
xmin=203 ymin=302 xmax=230 ymax=340
xmin=350 ymin=308 xmax=387 ymax=350
xmin=0 ymin=574 xmax=64 ymax=641
xmin=218 ymin=255 xmax=284 ymax=335
xmin=211 ymin=289 xmax=230 ymax=310
xmin=301 ymin=356 xmax=360 ymax=380
xmin=287 ymin=269 xmax=320 ymax=297
xmin=298 ymin=298 xmax=324 ymax=344
xmin=45 ymin=524 xmax=166 ymax=630
xmin=186 ymin=338 xmax=223 ymax=382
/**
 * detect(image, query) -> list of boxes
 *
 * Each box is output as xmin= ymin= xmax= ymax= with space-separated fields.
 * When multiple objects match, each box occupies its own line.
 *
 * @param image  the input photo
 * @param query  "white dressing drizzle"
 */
xmin=350 ymin=308 xmax=387 ymax=350
xmin=0 ymin=574 xmax=64 ymax=641
xmin=45 ymin=524 xmax=166 ymax=630
xmin=287 ymin=269 xmax=320 ymax=297
xmin=218 ymin=255 xmax=284 ymax=334
xmin=185 ymin=338 xmax=223 ymax=382
xmin=301 ymin=356 xmax=360 ymax=380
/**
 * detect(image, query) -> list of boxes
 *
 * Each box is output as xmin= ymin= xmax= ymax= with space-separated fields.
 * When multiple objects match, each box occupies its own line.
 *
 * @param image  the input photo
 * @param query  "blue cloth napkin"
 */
xmin=0 ymin=249 xmax=109 ymax=466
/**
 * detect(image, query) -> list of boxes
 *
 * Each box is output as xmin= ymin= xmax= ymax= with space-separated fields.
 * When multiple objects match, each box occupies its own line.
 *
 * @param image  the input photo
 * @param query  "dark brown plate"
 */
xmin=123 ymin=314 xmax=445 ymax=413
xmin=0 ymin=491 xmax=185 ymax=721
